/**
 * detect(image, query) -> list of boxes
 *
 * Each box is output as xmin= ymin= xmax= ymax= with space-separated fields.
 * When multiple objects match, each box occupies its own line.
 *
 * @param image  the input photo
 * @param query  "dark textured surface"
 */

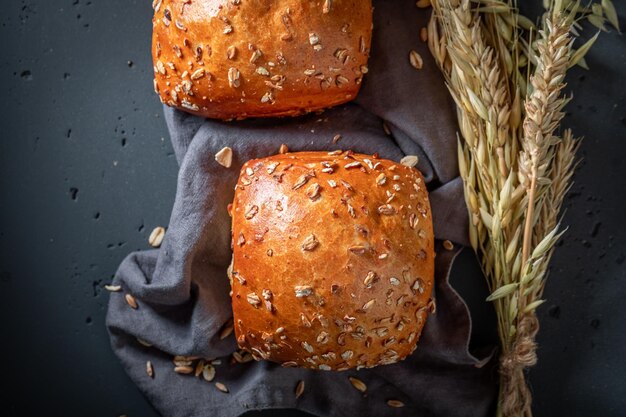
xmin=0 ymin=1 xmax=624 ymax=416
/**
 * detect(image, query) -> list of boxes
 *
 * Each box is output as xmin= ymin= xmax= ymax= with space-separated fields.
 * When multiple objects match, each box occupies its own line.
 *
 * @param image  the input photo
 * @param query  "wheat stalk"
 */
xmin=427 ymin=0 xmax=606 ymax=415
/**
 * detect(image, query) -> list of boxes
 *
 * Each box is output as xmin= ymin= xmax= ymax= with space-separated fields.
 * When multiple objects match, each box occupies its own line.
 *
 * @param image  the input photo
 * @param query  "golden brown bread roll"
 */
xmin=152 ymin=0 xmax=373 ymax=120
xmin=228 ymin=151 xmax=435 ymax=370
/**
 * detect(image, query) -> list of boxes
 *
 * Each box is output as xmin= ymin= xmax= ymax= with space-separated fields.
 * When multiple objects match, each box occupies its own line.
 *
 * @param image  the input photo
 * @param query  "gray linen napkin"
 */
xmin=106 ymin=1 xmax=498 ymax=416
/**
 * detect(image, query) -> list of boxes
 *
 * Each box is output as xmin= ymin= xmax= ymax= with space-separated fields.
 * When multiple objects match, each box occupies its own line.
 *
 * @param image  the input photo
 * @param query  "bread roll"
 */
xmin=228 ymin=151 xmax=435 ymax=370
xmin=152 ymin=0 xmax=373 ymax=120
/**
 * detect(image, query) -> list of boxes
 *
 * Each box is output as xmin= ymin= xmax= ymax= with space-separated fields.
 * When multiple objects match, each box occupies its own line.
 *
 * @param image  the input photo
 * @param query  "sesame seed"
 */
xmin=349 ymin=377 xmax=367 ymax=392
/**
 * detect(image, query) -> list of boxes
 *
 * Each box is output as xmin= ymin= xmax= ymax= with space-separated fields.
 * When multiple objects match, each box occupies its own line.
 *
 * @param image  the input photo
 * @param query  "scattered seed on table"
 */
xmin=215 ymin=147 xmax=233 ymax=168
xmin=148 ymin=226 xmax=166 ymax=247
xmin=409 ymin=50 xmax=423 ymax=70
xmin=387 ymin=399 xmax=405 ymax=408
xmin=146 ymin=361 xmax=154 ymax=378
xmin=125 ymin=293 xmax=138 ymax=309
xmin=215 ymin=382 xmax=229 ymax=393
xmin=295 ymin=380 xmax=305 ymax=398
xmin=443 ymin=240 xmax=454 ymax=250
xmin=348 ymin=376 xmax=367 ymax=393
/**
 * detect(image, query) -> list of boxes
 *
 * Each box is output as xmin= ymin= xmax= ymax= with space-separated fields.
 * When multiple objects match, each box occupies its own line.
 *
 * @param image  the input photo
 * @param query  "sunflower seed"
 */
xmin=146 ymin=361 xmax=154 ymax=378
xmin=412 ymin=278 xmax=425 ymax=294
xmin=362 ymin=299 xmax=376 ymax=310
xmin=266 ymin=161 xmax=280 ymax=174
xmin=374 ymin=327 xmax=388 ymax=337
xmin=319 ymin=364 xmax=331 ymax=370
xmin=349 ymin=376 xmax=367 ymax=392
xmin=363 ymin=271 xmax=378 ymax=287
xmin=344 ymin=161 xmax=362 ymax=169
xmin=215 ymin=382 xmax=229 ymax=393
xmin=332 ymin=134 xmax=342 ymax=144
xmin=317 ymin=331 xmax=329 ymax=344
xmin=387 ymin=399 xmax=405 ymax=408
xmin=302 ymin=341 xmax=314 ymax=353
xmin=191 ymin=68 xmax=205 ymax=80
xmin=293 ymin=174 xmax=311 ymax=190
xmin=125 ymin=293 xmax=138 ymax=309
xmin=415 ymin=0 xmax=431 ymax=7
xmin=105 ymin=285 xmax=122 ymax=292
xmin=279 ymin=144 xmax=289 ymax=154
xmin=306 ymin=183 xmax=321 ymax=201
xmin=348 ymin=245 xmax=366 ymax=255
xmin=322 ymin=0 xmax=332 ymax=13
xmin=301 ymin=234 xmax=319 ymax=251
xmin=327 ymin=179 xmax=337 ymax=188
xmin=295 ymin=380 xmax=305 ymax=398
xmin=340 ymin=180 xmax=354 ymax=191
xmin=336 ymin=75 xmax=349 ymax=85
xmin=215 ymin=147 xmax=233 ymax=168
xmin=227 ymin=45 xmax=237 ymax=60
xmin=149 ymin=226 xmax=166 ymax=247
xmin=376 ymin=173 xmax=387 ymax=185
xmin=295 ymin=285 xmax=314 ymax=298
xmin=443 ymin=240 xmax=454 ymax=250
xmin=389 ymin=277 xmax=400 ymax=286
xmin=301 ymin=313 xmax=312 ymax=327
xmin=244 ymin=205 xmax=258 ymax=220
xmin=400 ymin=155 xmax=419 ymax=167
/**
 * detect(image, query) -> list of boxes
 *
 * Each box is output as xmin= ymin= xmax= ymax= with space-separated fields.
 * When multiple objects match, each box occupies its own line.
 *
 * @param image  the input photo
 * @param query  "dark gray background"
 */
xmin=0 ymin=1 xmax=624 ymax=416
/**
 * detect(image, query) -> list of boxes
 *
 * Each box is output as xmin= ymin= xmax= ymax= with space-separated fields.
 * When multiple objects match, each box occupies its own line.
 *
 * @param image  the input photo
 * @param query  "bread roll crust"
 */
xmin=152 ymin=0 xmax=373 ymax=119
xmin=229 ymin=151 xmax=435 ymax=370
